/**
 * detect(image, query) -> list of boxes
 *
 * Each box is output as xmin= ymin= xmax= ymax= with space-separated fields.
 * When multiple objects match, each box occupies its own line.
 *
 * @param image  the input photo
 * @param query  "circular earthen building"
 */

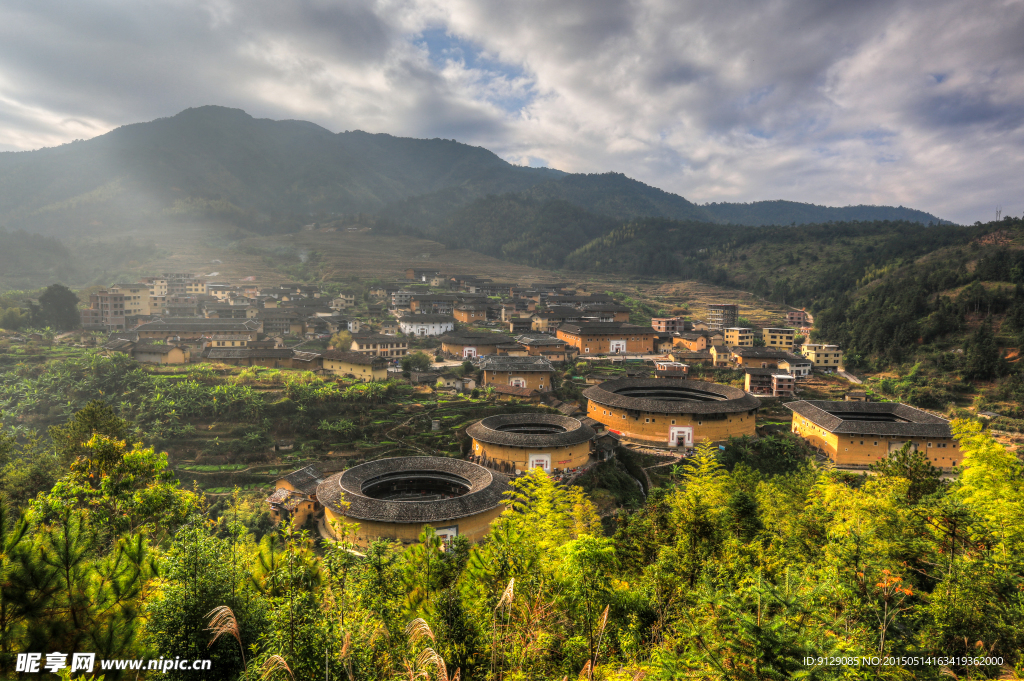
xmin=583 ymin=378 xmax=760 ymax=447
xmin=466 ymin=413 xmax=596 ymax=474
xmin=317 ymin=457 xmax=509 ymax=545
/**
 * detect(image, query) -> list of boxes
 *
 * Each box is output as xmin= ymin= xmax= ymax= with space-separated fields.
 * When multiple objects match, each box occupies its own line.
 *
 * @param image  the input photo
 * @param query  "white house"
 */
xmin=399 ymin=314 xmax=456 ymax=337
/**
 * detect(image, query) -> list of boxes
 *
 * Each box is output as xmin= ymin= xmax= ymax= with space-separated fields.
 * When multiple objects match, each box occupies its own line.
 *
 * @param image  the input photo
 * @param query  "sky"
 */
xmin=1 ymin=0 xmax=1023 ymax=224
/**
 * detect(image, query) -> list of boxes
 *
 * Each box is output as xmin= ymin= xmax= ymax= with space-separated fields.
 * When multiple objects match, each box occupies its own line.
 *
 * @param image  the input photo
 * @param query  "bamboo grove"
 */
xmin=1 ymin=399 xmax=1023 ymax=680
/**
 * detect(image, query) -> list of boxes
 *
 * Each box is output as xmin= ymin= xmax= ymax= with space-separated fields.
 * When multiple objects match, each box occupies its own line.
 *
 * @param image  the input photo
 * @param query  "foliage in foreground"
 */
xmin=1 ymin=412 xmax=1023 ymax=679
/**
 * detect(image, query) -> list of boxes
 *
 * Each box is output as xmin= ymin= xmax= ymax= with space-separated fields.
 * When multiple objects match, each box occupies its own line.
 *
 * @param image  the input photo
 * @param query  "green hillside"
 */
xmin=409 ymin=195 xmax=618 ymax=267
xmin=0 ymin=106 xmax=562 ymax=234
xmin=702 ymin=199 xmax=952 ymax=226
xmin=0 ymin=106 xmax=949 ymax=241
xmin=384 ymin=175 xmax=949 ymax=232
xmin=516 ymin=172 xmax=711 ymax=222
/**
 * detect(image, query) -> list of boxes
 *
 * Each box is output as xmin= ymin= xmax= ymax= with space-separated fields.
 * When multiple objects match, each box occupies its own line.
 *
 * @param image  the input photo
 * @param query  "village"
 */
xmin=36 ymin=266 xmax=960 ymax=545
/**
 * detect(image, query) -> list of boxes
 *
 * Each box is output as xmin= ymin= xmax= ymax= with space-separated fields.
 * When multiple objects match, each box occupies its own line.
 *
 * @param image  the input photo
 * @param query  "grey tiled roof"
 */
xmin=292 ymin=350 xmax=323 ymax=362
xmin=281 ymin=464 xmax=327 ymax=495
xmin=785 ymin=400 xmax=952 ymax=437
xmin=317 ymin=457 xmax=509 ymax=523
xmin=557 ymin=322 xmax=653 ymax=336
xmin=515 ymin=333 xmax=564 ymax=346
xmin=138 ymin=318 xmax=259 ymax=331
xmin=399 ymin=314 xmax=457 ymax=323
xmin=104 ymin=338 xmax=136 ymax=351
xmin=201 ymin=348 xmax=250 ymax=359
xmin=440 ymin=332 xmax=515 ymax=345
xmin=732 ymin=347 xmax=796 ymax=359
xmin=583 ymin=378 xmax=761 ymax=415
xmin=248 ymin=349 xmax=294 ymax=359
xmin=467 ymin=413 xmax=595 ymax=447
xmin=477 ymin=356 xmax=554 ymax=372
xmin=322 ymin=350 xmax=388 ymax=366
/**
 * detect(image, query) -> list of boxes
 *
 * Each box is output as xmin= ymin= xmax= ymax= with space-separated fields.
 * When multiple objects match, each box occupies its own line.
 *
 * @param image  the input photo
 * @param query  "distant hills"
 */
xmin=0 ymin=105 xmax=951 ymax=239
xmin=701 ymin=200 xmax=950 ymax=226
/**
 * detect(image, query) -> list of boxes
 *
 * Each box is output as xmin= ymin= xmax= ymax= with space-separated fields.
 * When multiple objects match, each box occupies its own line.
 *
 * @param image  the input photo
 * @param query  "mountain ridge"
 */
xmin=0 ymin=105 xmax=952 ymax=239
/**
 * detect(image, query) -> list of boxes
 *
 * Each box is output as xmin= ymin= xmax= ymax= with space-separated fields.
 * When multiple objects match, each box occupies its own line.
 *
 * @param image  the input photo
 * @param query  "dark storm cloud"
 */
xmin=0 ymin=0 xmax=1023 ymax=222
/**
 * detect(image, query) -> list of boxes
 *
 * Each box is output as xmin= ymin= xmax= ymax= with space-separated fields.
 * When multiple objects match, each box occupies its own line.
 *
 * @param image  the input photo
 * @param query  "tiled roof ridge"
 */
xmin=317 ymin=457 xmax=510 ymax=522
xmin=583 ymin=378 xmax=761 ymax=415
xmin=467 ymin=413 xmax=595 ymax=447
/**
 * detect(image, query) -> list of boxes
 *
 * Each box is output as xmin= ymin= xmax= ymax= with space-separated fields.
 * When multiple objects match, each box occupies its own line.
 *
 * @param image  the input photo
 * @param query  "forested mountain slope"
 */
xmin=702 ymin=199 xmax=952 ymax=226
xmin=0 ymin=106 xmax=562 ymax=234
xmin=0 ymin=106 xmax=948 ymax=238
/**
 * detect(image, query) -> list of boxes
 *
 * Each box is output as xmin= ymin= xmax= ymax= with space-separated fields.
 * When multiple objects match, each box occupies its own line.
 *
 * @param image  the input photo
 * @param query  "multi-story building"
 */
xmin=762 ymin=327 xmax=796 ymax=350
xmin=259 ymin=310 xmax=305 ymax=337
xmin=162 ymin=273 xmax=207 ymax=296
xmin=205 ymin=334 xmax=250 ymax=349
xmin=515 ymin=333 xmax=569 ymax=359
xmin=478 ymin=356 xmax=555 ymax=392
xmin=556 ymin=322 xmax=656 ymax=355
xmin=207 ymin=284 xmax=238 ymax=300
xmin=163 ymin=295 xmax=199 ymax=317
xmin=322 ymin=351 xmax=390 ymax=381
xmin=787 ymin=400 xmax=962 ymax=470
xmin=530 ymin=306 xmax=581 ymax=332
xmin=390 ymin=290 xmax=415 ymax=309
xmin=80 ymin=290 xmax=126 ymax=330
xmin=398 ymin=314 xmax=456 ymax=337
xmin=651 ymin=317 xmax=689 ymax=333
xmin=409 ymin=295 xmax=458 ymax=315
xmin=455 ymin=304 xmax=490 ymax=323
xmin=141 ymin=277 xmax=169 ymax=297
xmin=330 ymin=293 xmax=357 ymax=310
xmin=777 ymin=354 xmax=813 ymax=378
xmin=743 ymin=368 xmax=795 ymax=396
xmin=787 ymin=310 xmax=810 ymax=326
xmin=707 ymin=303 xmax=739 ymax=331
xmin=350 ymin=334 xmax=408 ymax=358
xmin=580 ymin=304 xmax=632 ymax=323
xmin=724 ymin=327 xmax=754 ymax=347
xmin=730 ymin=347 xmax=794 ymax=369
xmin=109 ymin=284 xmax=152 ymax=317
xmin=801 ymin=344 xmax=844 ymax=371
xmin=672 ymin=332 xmax=708 ymax=353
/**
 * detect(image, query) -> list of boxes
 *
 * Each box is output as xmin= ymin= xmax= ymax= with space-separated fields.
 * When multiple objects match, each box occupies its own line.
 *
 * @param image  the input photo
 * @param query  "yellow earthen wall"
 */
xmin=587 ymin=401 xmax=756 ymax=443
xmin=556 ymin=331 xmax=654 ymax=355
xmin=324 ymin=359 xmax=387 ymax=382
xmin=482 ymin=369 xmax=552 ymax=391
xmin=672 ymin=336 xmax=707 ymax=352
xmin=790 ymin=413 xmax=962 ymax=469
xmin=469 ymin=439 xmax=591 ymax=471
xmin=454 ymin=309 xmax=487 ymax=322
xmin=324 ymin=505 xmax=504 ymax=546
xmin=442 ymin=341 xmax=503 ymax=356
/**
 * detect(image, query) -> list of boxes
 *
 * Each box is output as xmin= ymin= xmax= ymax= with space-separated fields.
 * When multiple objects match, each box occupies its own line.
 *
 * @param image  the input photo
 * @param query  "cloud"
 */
xmin=0 ymin=0 xmax=1022 ymax=223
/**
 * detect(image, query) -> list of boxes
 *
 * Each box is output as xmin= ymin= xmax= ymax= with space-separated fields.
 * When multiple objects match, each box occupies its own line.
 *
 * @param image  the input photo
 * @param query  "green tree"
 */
xmin=330 ymin=330 xmax=353 ymax=351
xmin=557 ymin=535 xmax=617 ymax=672
xmin=144 ymin=517 xmax=268 ymax=680
xmin=962 ymin=318 xmax=1003 ymax=380
xmin=34 ymin=434 xmax=199 ymax=542
xmin=49 ymin=400 xmax=136 ymax=466
xmin=869 ymin=441 xmax=942 ymax=503
xmin=35 ymin=284 xmax=81 ymax=330
xmin=0 ymin=494 xmax=32 ymax=669
xmin=402 ymin=351 xmax=433 ymax=373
